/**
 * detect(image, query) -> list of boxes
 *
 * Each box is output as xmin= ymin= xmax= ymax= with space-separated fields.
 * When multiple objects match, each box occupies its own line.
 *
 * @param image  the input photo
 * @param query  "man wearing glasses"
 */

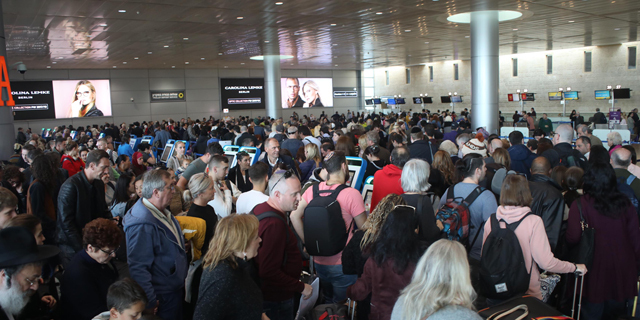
xmin=124 ymin=170 xmax=187 ymax=320
xmin=0 ymin=227 xmax=59 ymax=320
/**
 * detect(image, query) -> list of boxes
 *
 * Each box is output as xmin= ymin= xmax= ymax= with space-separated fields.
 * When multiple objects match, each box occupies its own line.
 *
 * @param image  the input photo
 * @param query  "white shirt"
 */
xmin=236 ymin=190 xmax=269 ymax=214
xmin=207 ymin=180 xmax=241 ymax=219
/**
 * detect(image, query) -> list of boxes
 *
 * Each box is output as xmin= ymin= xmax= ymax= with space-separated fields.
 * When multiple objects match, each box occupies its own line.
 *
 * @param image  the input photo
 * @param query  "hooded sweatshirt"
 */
xmin=371 ymin=164 xmax=404 ymax=211
xmin=482 ymin=206 xmax=575 ymax=300
xmin=508 ymin=144 xmax=537 ymax=178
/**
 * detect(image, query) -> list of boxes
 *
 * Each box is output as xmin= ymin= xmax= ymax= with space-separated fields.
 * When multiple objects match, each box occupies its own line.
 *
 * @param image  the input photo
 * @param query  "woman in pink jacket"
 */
xmin=482 ymin=174 xmax=587 ymax=301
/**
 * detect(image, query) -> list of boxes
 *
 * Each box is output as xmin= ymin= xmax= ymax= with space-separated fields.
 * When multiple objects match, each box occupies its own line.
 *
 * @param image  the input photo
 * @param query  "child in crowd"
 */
xmin=93 ymin=278 xmax=148 ymax=320
xmin=177 ymin=158 xmax=192 ymax=178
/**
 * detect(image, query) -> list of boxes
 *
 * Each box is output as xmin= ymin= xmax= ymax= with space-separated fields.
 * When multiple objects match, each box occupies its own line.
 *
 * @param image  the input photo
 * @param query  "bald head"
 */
xmin=555 ymin=124 xmax=574 ymax=144
xmin=531 ymin=156 xmax=551 ymax=176
xmin=489 ymin=139 xmax=503 ymax=154
xmin=611 ymin=147 xmax=631 ymax=168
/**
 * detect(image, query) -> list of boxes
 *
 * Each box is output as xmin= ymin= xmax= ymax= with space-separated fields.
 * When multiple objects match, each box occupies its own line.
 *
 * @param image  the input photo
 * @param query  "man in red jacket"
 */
xmin=370 ymin=146 xmax=410 ymax=211
xmin=253 ymin=170 xmax=312 ymax=320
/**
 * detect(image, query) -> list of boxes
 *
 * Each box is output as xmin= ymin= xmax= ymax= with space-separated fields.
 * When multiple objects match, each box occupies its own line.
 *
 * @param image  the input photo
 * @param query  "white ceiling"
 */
xmin=3 ymin=0 xmax=640 ymax=70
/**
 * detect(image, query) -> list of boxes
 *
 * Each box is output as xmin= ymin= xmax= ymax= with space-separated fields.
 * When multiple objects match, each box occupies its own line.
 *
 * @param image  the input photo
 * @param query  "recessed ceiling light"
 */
xmin=239 ymin=47 xmax=244 ymax=50
xmin=405 ymin=29 xmax=411 ymax=32
xmin=465 ymin=35 xmax=470 ymax=38
xmin=172 ymin=66 xmax=176 ymax=68
xmin=183 ymin=38 xmax=189 ymax=40
xmin=99 ymin=24 xmax=107 ymax=27
xmin=615 ymin=28 xmax=621 ymax=30
xmin=201 ymin=57 xmax=205 ymax=60
xmin=218 ymin=52 xmax=223 ymax=55
xmin=425 ymin=41 xmax=429 ymax=44
xmin=113 ymin=66 xmax=117 ymax=68
xmin=118 ymin=9 xmax=126 ymax=13
xmin=46 ymin=66 xmax=51 ymax=68
xmin=390 ymin=47 xmax=395 ymax=49
xmin=250 ymin=55 xmax=294 ymax=60
xmin=275 ymin=2 xmax=283 ymax=5
xmin=185 ymin=62 xmax=189 ymax=64
xmin=241 ymin=62 xmax=245 ymax=65
xmin=331 ymin=23 xmax=337 ymax=26
xmin=568 ymin=20 xmax=575 ymax=23
xmin=264 ymin=40 xmax=270 ymax=43
xmin=224 ymin=66 xmax=228 ymax=68
xmin=376 ymin=12 xmax=383 ymax=15
xmin=513 ymin=28 xmax=518 ymax=31
xmin=237 ymin=16 xmax=243 ymax=20
xmin=52 ymin=62 xmax=57 ymax=64
xmin=335 ymin=64 xmax=338 ymax=66
xmin=164 ymin=45 xmax=169 ymax=48
xmin=134 ymin=57 xmax=139 ymax=60
xmin=57 ymin=56 xmax=63 ymax=59
xmin=332 ymin=44 xmax=338 ymax=46
xmin=447 ymin=10 xmax=523 ymax=23
xmin=123 ymin=62 xmax=127 ymax=64
xmin=148 ymin=52 xmax=152 ymax=54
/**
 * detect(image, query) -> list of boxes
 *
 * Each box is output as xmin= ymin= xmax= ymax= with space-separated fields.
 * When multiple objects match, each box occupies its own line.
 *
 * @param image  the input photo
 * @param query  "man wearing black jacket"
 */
xmin=408 ymin=127 xmax=438 ymax=164
xmin=528 ymin=157 xmax=565 ymax=252
xmin=542 ymin=124 xmax=587 ymax=169
xmin=57 ymin=150 xmax=112 ymax=266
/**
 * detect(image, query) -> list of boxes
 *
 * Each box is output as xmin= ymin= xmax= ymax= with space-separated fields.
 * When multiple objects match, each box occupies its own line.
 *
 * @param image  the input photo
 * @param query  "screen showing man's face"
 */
xmin=286 ymin=79 xmax=300 ymax=100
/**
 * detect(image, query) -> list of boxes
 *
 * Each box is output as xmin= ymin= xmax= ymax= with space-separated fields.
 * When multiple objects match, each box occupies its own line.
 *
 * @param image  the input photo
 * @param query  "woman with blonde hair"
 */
xmin=193 ymin=214 xmax=265 ymax=320
xmin=391 ymin=239 xmax=480 ymax=320
xmin=68 ymin=80 xmax=104 ymax=117
xmin=167 ymin=141 xmax=193 ymax=172
xmin=185 ymin=173 xmax=217 ymax=256
xmin=299 ymin=143 xmax=322 ymax=182
xmin=302 ymin=80 xmax=323 ymax=107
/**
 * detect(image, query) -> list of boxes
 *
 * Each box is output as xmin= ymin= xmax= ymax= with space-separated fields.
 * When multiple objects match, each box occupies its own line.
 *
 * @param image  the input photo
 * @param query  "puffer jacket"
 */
xmin=528 ymin=174 xmax=565 ymax=251
xmin=57 ymin=171 xmax=110 ymax=252
xmin=508 ymin=144 xmax=537 ymax=178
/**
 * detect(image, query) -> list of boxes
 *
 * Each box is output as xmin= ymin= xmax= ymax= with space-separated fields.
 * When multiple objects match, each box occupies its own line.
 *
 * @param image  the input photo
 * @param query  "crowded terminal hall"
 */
xmin=2 ymin=2 xmax=640 ymax=320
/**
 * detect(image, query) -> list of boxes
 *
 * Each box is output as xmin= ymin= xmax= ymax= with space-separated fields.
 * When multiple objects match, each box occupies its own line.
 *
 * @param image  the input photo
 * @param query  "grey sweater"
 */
xmin=391 ymin=296 xmax=482 ymax=320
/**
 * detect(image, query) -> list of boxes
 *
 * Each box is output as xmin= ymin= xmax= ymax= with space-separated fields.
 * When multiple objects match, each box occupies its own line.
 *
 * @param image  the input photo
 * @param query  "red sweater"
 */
xmin=61 ymin=155 xmax=85 ymax=177
xmin=254 ymin=202 xmax=304 ymax=302
xmin=370 ymin=164 xmax=404 ymax=211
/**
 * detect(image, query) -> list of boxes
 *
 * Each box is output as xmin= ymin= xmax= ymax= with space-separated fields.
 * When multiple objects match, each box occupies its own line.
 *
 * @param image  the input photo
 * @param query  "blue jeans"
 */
xmin=263 ymin=298 xmax=294 ymax=320
xmin=315 ymin=263 xmax=357 ymax=303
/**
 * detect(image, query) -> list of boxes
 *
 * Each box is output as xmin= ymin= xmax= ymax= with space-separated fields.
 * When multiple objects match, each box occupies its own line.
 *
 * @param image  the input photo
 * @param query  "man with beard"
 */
xmin=283 ymin=78 xmax=304 ymax=108
xmin=0 ymin=227 xmax=59 ymax=320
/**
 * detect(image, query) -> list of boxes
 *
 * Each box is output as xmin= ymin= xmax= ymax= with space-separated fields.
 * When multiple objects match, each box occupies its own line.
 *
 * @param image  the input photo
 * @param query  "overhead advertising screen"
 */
xmin=563 ymin=91 xmax=579 ymax=100
xmin=413 ymin=97 xmax=422 ymax=104
xmin=220 ymin=78 xmax=265 ymax=110
xmin=281 ymin=77 xmax=333 ymax=108
xmin=11 ymin=80 xmax=112 ymax=120
xmin=548 ymin=92 xmax=563 ymax=101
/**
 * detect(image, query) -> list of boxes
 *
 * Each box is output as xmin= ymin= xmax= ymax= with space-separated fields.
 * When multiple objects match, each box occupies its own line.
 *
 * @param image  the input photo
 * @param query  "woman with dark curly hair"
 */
xmin=1 ymin=165 xmax=27 ymax=214
xmin=27 ymin=155 xmax=60 ymax=244
xmin=59 ymin=218 xmax=123 ymax=320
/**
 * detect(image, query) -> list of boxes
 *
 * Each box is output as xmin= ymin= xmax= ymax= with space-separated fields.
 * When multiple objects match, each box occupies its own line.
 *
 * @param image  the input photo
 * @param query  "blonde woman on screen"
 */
xmin=69 ymin=80 xmax=104 ymax=117
xmin=302 ymin=80 xmax=324 ymax=108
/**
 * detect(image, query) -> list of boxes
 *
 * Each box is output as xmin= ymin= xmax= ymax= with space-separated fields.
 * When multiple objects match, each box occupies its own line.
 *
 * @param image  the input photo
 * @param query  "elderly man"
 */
xmin=281 ymin=126 xmax=304 ymax=157
xmin=575 ymin=136 xmax=591 ymax=160
xmin=542 ymin=124 xmax=587 ymax=169
xmin=577 ymin=124 xmax=603 ymax=147
xmin=0 ymin=227 xmax=59 ymax=320
xmin=124 ymin=170 xmax=187 ymax=320
xmin=260 ymin=138 xmax=300 ymax=179
xmin=611 ymin=148 xmax=640 ymax=200
xmin=484 ymin=137 xmax=504 ymax=165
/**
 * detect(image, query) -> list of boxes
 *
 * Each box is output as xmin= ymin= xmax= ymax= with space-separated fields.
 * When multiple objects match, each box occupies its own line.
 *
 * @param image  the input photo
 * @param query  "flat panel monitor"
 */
xmin=226 ymin=154 xmax=235 ymax=166
xmin=387 ymin=98 xmax=396 ymax=105
xmin=373 ymin=98 xmax=382 ymax=104
xmin=40 ymin=128 xmax=45 ymax=136
xmin=129 ymin=139 xmax=137 ymax=149
xmin=522 ymin=93 xmax=535 ymax=101
xmin=548 ymin=92 xmax=563 ymax=101
xmin=44 ymin=129 xmax=51 ymax=138
xmin=396 ymin=98 xmax=406 ymax=104
xmin=141 ymin=138 xmax=152 ymax=145
xmin=613 ymin=88 xmax=631 ymax=99
xmin=363 ymin=190 xmax=373 ymax=213
xmin=451 ymin=96 xmax=462 ymax=103
xmin=70 ymin=130 xmax=77 ymax=140
xmin=413 ymin=97 xmax=422 ymax=104
xmin=280 ymin=77 xmax=333 ymax=108
xmin=422 ymin=97 xmax=433 ymax=104
xmin=595 ymin=90 xmax=611 ymax=100
xmin=441 ymin=96 xmax=451 ymax=103
xmin=98 ymin=133 xmax=105 ymax=139
xmin=563 ymin=91 xmax=579 ymax=100
xmin=365 ymin=99 xmax=373 ymax=105
xmin=160 ymin=144 xmax=174 ymax=162
xmin=346 ymin=170 xmax=356 ymax=186
xmin=221 ymin=78 xmax=266 ymax=110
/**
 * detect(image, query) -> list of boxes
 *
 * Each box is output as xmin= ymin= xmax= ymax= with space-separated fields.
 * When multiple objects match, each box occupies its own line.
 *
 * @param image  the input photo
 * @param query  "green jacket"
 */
xmin=539 ymin=118 xmax=553 ymax=134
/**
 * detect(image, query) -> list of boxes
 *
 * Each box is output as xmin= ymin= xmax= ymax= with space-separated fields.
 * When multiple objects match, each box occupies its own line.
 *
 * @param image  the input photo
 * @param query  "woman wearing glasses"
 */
xmin=59 ymin=218 xmax=123 ymax=319
xmin=347 ymin=205 xmax=426 ymax=320
xmin=68 ymin=80 xmax=104 ymax=118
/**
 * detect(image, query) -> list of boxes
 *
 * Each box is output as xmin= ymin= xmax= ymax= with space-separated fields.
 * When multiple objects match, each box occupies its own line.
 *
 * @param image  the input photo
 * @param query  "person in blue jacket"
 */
xmin=118 ymin=134 xmax=134 ymax=159
xmin=123 ymin=169 xmax=187 ymax=320
xmin=507 ymin=130 xmax=537 ymax=178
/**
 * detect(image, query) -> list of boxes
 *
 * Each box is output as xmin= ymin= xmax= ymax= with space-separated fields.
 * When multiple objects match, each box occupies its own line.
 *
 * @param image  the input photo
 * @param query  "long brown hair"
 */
xmin=203 ymin=214 xmax=259 ymax=270
xmin=432 ymin=150 xmax=455 ymax=185
xmin=360 ymin=194 xmax=406 ymax=250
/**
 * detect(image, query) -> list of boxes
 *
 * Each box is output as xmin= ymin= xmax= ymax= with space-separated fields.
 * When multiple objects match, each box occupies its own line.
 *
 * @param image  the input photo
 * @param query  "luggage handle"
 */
xmin=486 ymin=304 xmax=529 ymax=320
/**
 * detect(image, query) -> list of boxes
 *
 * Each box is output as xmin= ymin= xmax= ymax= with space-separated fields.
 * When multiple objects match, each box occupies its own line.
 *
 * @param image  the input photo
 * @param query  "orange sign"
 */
xmin=0 ymin=56 xmax=14 ymax=106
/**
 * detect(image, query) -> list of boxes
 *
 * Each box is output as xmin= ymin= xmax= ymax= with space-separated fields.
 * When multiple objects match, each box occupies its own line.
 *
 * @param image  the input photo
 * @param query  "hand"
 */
xmin=144 ymin=300 xmax=159 ymax=315
xmin=262 ymin=313 xmax=271 ymax=320
xmin=301 ymin=283 xmax=313 ymax=300
xmin=218 ymin=181 xmax=228 ymax=192
xmin=41 ymin=295 xmax=56 ymax=308
xmin=70 ymin=100 xmax=82 ymax=117
xmin=575 ymin=264 xmax=588 ymax=275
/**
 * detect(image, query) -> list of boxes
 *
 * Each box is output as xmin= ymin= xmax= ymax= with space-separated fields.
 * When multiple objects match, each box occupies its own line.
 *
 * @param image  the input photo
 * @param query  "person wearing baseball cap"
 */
xmin=0 ymin=227 xmax=59 ymax=319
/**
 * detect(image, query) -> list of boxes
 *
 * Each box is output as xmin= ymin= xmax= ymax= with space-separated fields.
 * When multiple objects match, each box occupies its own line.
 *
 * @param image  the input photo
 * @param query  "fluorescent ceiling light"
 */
xmin=446 ymin=10 xmax=522 ymax=24
xmin=250 ymin=55 xmax=294 ymax=60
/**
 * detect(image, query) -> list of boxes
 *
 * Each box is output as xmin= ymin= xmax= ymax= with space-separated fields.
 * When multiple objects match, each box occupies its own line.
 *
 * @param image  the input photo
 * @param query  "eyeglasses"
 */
xmin=99 ymin=246 xmax=120 ymax=256
xmin=271 ymin=169 xmax=294 ymax=192
xmin=24 ymin=275 xmax=42 ymax=287
xmin=76 ymin=91 xmax=91 ymax=97
xmin=163 ymin=184 xmax=176 ymax=192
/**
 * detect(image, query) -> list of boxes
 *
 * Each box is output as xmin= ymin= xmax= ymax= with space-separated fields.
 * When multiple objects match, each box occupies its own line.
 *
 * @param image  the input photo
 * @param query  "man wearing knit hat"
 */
xmin=460 ymin=132 xmax=488 ymax=157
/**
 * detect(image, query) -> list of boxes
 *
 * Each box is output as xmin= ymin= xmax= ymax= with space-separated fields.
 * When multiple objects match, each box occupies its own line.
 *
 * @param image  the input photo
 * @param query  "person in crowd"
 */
xmin=299 ymin=126 xmax=321 ymax=149
xmin=0 ymin=188 xmax=17 ymax=229
xmin=57 ymin=150 xmax=112 ymax=266
xmin=19 ymin=144 xmax=35 ymax=170
xmin=281 ymin=126 xmax=304 ymax=157
xmin=593 ymin=107 xmax=607 ymax=124
xmin=109 ymin=173 xmax=136 ymax=219
xmin=26 ymin=155 xmax=59 ymax=243
xmin=292 ymin=151 xmax=367 ymax=303
xmin=439 ymin=140 xmax=460 ymax=164
xmin=299 ymin=143 xmax=322 ymax=183
xmin=1 ymin=166 xmax=26 ymax=214
xmin=576 ymin=124 xmax=603 ymax=147
xmin=607 ymin=131 xmax=623 ymax=156
xmin=400 ymin=159 xmax=442 ymax=243
xmin=236 ymin=162 xmax=270 ymax=214
xmin=508 ymin=130 xmax=537 ymax=177
xmin=566 ymin=162 xmax=640 ymax=319
xmin=184 ymin=173 xmax=218 ymax=257
xmin=193 ymin=214 xmax=266 ymax=320
xmin=483 ymin=174 xmax=587 ymax=302
xmin=439 ymin=154 xmax=498 ymax=262
xmin=96 ymin=138 xmax=117 ymax=165
xmin=432 ymin=150 xmax=456 ymax=194
xmin=260 ymin=138 xmax=300 ymax=179
xmin=335 ymin=135 xmax=356 ymax=157
xmin=5 ymin=214 xmax=46 ymax=245
xmin=271 ymin=124 xmax=286 ymax=144
xmin=524 ymin=113 xmax=535 ymax=131
xmin=254 ymin=169 xmax=312 ymax=320
xmin=166 ymin=141 xmax=192 ymax=173
xmin=177 ymin=142 xmax=223 ymax=190
xmin=118 ymin=135 xmax=134 ymax=159
xmin=542 ymin=124 xmax=587 ymax=169
xmin=130 ymin=151 xmax=147 ymax=177
xmin=16 ymin=127 xmax=27 ymax=146
xmin=92 ymin=278 xmax=148 ymax=320
xmin=347 ymin=206 xmax=425 ymax=320
xmin=575 ymin=136 xmax=591 ymax=160
xmin=124 ymin=170 xmax=187 ymax=320
xmin=0 ymin=227 xmax=59 ymax=320
xmin=207 ymin=155 xmax=241 ymax=218
xmin=407 ymin=127 xmax=438 ymax=164
xmin=61 ymin=141 xmax=85 ymax=177
xmin=227 ymin=151 xmax=253 ymax=193
xmin=235 ymin=126 xmax=257 ymax=146
xmin=137 ymin=143 xmax=156 ymax=167
xmin=527 ymin=156 xmax=565 ymax=252
xmin=79 ymin=146 xmax=89 ymax=164
xmin=366 ymin=130 xmax=390 ymax=163
xmin=114 ymin=155 xmax=132 ymax=178
xmin=538 ymin=113 xmax=553 ymax=135
xmin=391 ymin=239 xmax=481 ymax=320
xmin=370 ymin=146 xmax=410 ymax=211
xmin=611 ymin=147 xmax=640 ymax=200
xmin=154 ymin=124 xmax=171 ymax=149
xmin=49 ymin=136 xmax=66 ymax=159
xmin=562 ymin=167 xmax=584 ymax=220
xmin=60 ymin=218 xmax=122 ymax=320
xmin=362 ymin=145 xmax=387 ymax=181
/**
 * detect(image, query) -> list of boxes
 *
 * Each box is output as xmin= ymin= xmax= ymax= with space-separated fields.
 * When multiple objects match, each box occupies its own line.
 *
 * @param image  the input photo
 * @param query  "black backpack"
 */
xmin=303 ymin=184 xmax=352 ymax=256
xmin=479 ymin=213 xmax=534 ymax=300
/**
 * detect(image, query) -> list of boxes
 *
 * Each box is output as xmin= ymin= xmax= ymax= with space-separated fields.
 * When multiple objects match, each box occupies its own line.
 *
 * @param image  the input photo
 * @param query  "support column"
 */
xmin=470 ymin=11 xmax=499 ymax=134
xmin=264 ymin=56 xmax=282 ymax=119
xmin=0 ymin=2 xmax=15 ymax=160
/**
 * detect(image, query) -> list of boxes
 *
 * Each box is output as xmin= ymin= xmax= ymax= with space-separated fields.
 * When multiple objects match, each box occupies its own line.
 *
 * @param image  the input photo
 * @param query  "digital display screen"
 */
xmin=422 ymin=97 xmax=433 ymax=104
xmin=70 ymin=131 xmax=77 ymax=140
xmin=521 ymin=93 xmax=535 ymax=101
xmin=387 ymin=98 xmax=396 ymax=105
xmin=548 ymin=92 xmax=563 ymax=101
xmin=226 ymin=154 xmax=235 ymax=166
xmin=441 ymin=96 xmax=451 ymax=103
xmin=43 ymin=129 xmax=51 ymax=138
xmin=365 ymin=99 xmax=373 ymax=105
xmin=364 ymin=190 xmax=373 ymax=213
xmin=413 ymin=97 xmax=422 ymax=104
xmin=220 ymin=78 xmax=265 ymax=110
xmin=595 ymin=90 xmax=611 ymax=100
xmin=613 ymin=88 xmax=631 ymax=99
xmin=281 ymin=77 xmax=334 ymax=108
xmin=160 ymin=145 xmax=173 ymax=162
xmin=347 ymin=170 xmax=356 ymax=186
xmin=396 ymin=98 xmax=406 ymax=104
xmin=563 ymin=91 xmax=579 ymax=100
xmin=373 ymin=98 xmax=382 ymax=104
xmin=451 ymin=96 xmax=462 ymax=103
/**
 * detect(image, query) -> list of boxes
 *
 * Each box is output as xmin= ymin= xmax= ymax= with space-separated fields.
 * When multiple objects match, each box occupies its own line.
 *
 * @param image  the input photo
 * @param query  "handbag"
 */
xmin=539 ymin=272 xmax=561 ymax=303
xmin=568 ymin=197 xmax=595 ymax=270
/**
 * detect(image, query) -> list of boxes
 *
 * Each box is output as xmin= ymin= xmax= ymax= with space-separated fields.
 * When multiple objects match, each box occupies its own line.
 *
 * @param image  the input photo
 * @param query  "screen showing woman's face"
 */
xmin=304 ymin=85 xmax=317 ymax=102
xmin=76 ymin=84 xmax=94 ymax=106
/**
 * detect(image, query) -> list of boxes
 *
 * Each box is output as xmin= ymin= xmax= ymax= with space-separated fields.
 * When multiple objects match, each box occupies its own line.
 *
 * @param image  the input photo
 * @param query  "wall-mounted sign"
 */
xmin=333 ymin=87 xmax=358 ymax=98
xmin=150 ymin=90 xmax=186 ymax=102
